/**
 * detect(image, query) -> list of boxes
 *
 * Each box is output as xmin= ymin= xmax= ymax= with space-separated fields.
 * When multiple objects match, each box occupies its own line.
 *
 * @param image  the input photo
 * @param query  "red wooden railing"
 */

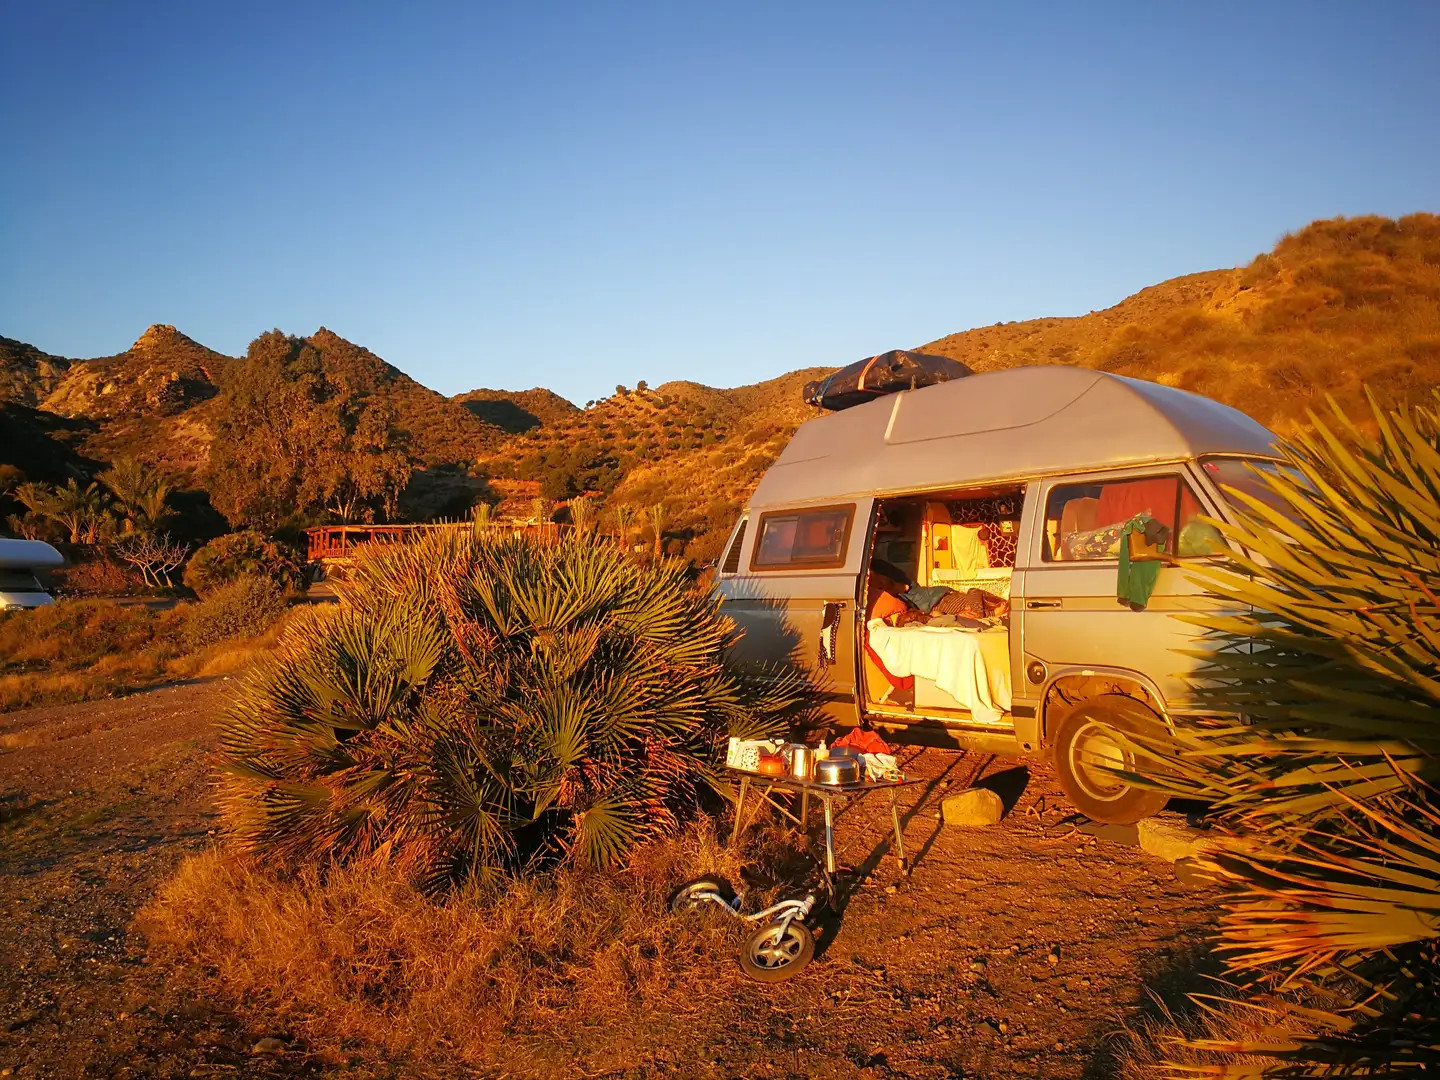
xmin=304 ymin=522 xmax=570 ymax=564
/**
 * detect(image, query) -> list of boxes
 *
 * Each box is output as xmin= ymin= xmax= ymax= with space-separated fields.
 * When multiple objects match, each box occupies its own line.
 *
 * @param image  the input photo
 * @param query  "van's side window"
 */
xmin=1043 ymin=475 xmax=1222 ymax=562
xmin=751 ymin=505 xmax=854 ymax=570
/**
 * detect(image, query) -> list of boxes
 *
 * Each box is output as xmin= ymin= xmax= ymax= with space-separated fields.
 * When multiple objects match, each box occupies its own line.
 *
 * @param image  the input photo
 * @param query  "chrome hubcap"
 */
xmin=1071 ymin=720 xmax=1130 ymax=802
xmin=749 ymin=925 xmax=803 ymax=969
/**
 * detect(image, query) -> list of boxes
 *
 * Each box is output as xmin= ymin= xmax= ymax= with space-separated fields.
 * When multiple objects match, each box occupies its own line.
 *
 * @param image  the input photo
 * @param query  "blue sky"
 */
xmin=3 ymin=1 xmax=1437 ymax=405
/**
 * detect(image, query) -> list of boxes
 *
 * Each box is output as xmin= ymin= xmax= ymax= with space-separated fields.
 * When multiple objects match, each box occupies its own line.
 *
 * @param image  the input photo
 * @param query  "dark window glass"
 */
xmin=720 ymin=518 xmax=747 ymax=574
xmin=751 ymin=506 xmax=853 ymax=570
xmin=0 ymin=571 xmax=45 ymax=592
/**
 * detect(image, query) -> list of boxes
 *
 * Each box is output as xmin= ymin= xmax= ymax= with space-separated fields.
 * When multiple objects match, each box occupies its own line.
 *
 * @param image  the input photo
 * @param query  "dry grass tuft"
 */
xmin=1113 ymin=980 xmax=1332 ymax=1079
xmin=0 ymin=599 xmax=308 ymax=713
xmin=140 ymin=818 xmax=784 ymax=1074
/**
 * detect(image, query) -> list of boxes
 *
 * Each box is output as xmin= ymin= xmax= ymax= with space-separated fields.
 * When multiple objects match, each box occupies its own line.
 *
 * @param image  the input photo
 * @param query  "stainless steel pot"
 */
xmin=816 ymin=756 xmax=862 ymax=785
xmin=787 ymin=744 xmax=816 ymax=780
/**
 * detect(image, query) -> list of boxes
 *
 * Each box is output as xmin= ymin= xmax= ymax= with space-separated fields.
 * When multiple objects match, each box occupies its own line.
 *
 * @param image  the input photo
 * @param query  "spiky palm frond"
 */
xmin=1131 ymin=392 xmax=1440 ymax=1077
xmin=217 ymin=528 xmax=812 ymax=887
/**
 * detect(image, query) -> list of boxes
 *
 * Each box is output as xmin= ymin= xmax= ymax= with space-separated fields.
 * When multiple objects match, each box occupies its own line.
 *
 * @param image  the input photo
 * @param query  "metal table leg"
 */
xmin=822 ymin=793 xmax=836 ymax=875
xmin=731 ymin=775 xmax=751 ymax=849
xmin=890 ymin=787 xmax=907 ymax=875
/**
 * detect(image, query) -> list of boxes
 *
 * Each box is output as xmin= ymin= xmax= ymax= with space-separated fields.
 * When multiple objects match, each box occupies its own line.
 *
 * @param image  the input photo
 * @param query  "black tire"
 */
xmin=1051 ymin=694 xmax=1170 ymax=825
xmin=740 ymin=919 xmax=815 ymax=982
xmin=667 ymin=875 xmax=735 ymax=914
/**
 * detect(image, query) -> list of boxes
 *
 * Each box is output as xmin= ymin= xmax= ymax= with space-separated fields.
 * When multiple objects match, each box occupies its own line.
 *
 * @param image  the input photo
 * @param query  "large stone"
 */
xmin=942 ymin=788 xmax=1004 ymax=827
xmin=1137 ymin=815 xmax=1215 ymax=863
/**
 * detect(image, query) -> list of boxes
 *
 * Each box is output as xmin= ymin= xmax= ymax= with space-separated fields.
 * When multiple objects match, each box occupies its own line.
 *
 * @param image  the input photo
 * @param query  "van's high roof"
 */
xmin=749 ymin=366 xmax=1279 ymax=509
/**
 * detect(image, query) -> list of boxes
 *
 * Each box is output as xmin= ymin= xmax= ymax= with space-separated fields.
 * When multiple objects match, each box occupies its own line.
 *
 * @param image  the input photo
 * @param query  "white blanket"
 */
xmin=867 ymin=622 xmax=1011 ymax=724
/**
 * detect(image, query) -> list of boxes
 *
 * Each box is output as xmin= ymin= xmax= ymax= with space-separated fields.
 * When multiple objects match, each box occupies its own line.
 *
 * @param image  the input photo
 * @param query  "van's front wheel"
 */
xmin=1051 ymin=695 xmax=1170 ymax=824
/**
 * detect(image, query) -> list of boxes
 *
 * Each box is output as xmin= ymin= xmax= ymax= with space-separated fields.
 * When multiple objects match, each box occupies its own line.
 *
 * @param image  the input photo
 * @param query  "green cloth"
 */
xmin=1117 ymin=515 xmax=1163 ymax=609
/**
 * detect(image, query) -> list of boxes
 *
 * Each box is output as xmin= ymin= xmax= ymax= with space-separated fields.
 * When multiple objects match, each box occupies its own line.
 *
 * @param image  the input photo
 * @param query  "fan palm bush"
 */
xmin=1124 ymin=392 xmax=1440 ymax=1076
xmin=217 ymin=527 xmax=807 ymax=890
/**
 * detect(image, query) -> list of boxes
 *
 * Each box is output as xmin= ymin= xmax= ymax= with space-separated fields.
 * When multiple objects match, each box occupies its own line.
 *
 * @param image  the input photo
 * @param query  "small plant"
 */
xmin=182 ymin=575 xmax=288 ymax=651
xmin=183 ymin=531 xmax=301 ymax=597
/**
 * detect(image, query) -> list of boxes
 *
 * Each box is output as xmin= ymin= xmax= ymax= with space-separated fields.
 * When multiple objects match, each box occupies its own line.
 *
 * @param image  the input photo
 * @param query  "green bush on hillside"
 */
xmin=183 ymin=530 xmax=301 ymax=596
xmin=182 ymin=575 xmax=288 ymax=651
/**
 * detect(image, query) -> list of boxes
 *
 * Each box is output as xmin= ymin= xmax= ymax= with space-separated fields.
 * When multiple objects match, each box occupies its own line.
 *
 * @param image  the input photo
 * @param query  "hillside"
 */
xmin=0 ymin=337 xmax=71 ymax=408
xmin=0 ymin=326 xmax=511 ymax=486
xmin=452 ymin=387 xmax=579 ymax=433
xmin=920 ymin=214 xmax=1440 ymax=435
xmin=4 ymin=213 xmax=1437 ymax=553
xmin=300 ymin=329 xmax=507 ymax=467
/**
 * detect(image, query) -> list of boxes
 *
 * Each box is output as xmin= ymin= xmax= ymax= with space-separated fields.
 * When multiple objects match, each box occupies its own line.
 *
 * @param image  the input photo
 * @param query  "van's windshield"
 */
xmin=0 ymin=570 xmax=46 ymax=592
xmin=1200 ymin=457 xmax=1304 ymax=524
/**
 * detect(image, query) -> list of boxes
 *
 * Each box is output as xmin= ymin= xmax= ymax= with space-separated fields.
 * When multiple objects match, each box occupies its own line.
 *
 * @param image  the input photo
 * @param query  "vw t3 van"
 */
xmin=716 ymin=366 xmax=1284 ymax=823
xmin=0 ymin=539 xmax=64 ymax=609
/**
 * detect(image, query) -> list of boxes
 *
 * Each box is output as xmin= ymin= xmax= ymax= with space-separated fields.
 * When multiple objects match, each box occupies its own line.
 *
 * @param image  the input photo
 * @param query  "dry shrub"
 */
xmin=1116 ymin=985 xmax=1330 ymax=1079
xmin=140 ymin=818 xmax=782 ymax=1074
xmin=50 ymin=557 xmax=146 ymax=598
xmin=0 ymin=594 xmax=298 ymax=713
xmin=0 ymin=672 xmax=96 ymax=713
xmin=180 ymin=574 xmax=287 ymax=651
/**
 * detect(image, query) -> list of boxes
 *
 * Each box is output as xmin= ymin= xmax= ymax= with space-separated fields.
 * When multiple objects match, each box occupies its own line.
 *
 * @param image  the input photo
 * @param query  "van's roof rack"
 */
xmin=803 ymin=350 xmax=973 ymax=412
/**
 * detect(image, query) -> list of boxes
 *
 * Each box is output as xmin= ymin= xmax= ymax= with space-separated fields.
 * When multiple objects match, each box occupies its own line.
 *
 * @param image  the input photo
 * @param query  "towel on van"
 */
xmin=1117 ymin=515 xmax=1169 ymax=609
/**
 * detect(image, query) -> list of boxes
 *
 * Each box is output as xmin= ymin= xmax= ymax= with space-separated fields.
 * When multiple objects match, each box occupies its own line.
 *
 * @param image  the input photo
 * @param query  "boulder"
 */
xmin=1137 ymin=815 xmax=1215 ymax=863
xmin=942 ymin=788 xmax=1004 ymax=827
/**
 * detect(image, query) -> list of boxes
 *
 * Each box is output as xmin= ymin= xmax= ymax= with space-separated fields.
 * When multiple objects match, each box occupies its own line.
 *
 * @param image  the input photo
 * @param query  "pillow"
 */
xmin=869 ymin=590 xmax=909 ymax=623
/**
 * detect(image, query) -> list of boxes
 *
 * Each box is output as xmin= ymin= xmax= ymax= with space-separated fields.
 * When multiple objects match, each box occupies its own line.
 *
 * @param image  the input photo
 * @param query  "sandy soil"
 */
xmin=0 ymin=681 xmax=1217 ymax=1079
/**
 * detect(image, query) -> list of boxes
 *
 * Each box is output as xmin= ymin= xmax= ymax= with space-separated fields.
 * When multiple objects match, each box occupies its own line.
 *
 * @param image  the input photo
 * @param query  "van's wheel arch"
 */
xmin=1049 ymin=694 xmax=1170 ymax=824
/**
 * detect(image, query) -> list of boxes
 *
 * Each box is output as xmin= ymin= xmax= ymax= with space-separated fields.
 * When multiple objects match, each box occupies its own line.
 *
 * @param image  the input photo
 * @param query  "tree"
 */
xmin=115 ymin=532 xmax=188 ymax=588
xmin=648 ymin=502 xmax=669 ymax=559
xmin=183 ymin=531 xmax=302 ymax=596
xmin=99 ymin=458 xmax=173 ymax=534
xmin=636 ymin=380 xmax=649 ymax=393
xmin=35 ymin=479 xmax=112 ymax=544
xmin=610 ymin=503 xmax=636 ymax=548
xmin=567 ymin=495 xmax=596 ymax=536
xmin=207 ymin=331 xmax=412 ymax=529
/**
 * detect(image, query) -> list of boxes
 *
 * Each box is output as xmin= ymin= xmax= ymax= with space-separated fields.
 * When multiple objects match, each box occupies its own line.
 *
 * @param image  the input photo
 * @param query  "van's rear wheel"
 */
xmin=1052 ymin=695 xmax=1170 ymax=824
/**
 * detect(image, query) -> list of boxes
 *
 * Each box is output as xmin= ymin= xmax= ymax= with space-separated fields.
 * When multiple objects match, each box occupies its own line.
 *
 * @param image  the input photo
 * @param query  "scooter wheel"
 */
xmin=667 ymin=875 xmax=736 ymax=914
xmin=740 ymin=919 xmax=815 ymax=982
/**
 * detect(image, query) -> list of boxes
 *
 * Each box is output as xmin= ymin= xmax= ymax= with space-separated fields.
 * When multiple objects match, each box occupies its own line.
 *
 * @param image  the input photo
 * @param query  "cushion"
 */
xmin=869 ymin=590 xmax=909 ymax=623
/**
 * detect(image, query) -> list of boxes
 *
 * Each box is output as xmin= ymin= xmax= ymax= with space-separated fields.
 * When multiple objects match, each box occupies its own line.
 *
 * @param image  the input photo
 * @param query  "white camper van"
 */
xmin=716 ymin=366 xmax=1285 ymax=823
xmin=0 ymin=539 xmax=64 ymax=609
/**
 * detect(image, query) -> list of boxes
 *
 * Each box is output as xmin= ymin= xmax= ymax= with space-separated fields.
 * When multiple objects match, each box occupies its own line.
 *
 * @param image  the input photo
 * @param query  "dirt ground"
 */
xmin=0 ymin=680 xmax=1219 ymax=1080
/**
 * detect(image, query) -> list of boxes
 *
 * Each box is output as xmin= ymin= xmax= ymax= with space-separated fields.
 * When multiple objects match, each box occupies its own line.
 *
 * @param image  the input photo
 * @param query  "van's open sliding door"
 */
xmin=717 ymin=497 xmax=875 ymax=727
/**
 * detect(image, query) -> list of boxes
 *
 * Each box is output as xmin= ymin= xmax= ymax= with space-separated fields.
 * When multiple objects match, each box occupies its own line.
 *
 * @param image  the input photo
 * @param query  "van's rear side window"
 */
xmin=750 ymin=505 xmax=854 ymax=570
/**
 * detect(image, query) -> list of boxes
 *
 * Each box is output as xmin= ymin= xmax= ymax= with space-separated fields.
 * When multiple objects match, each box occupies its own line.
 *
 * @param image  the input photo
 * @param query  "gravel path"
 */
xmin=0 ymin=682 xmax=1218 ymax=1079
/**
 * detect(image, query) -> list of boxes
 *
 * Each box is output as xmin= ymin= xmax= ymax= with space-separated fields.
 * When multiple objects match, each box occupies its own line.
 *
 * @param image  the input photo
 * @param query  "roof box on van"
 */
xmin=804 ymin=350 xmax=973 ymax=412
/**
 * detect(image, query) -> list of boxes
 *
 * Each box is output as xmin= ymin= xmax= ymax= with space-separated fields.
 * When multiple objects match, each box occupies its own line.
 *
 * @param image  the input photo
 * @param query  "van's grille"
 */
xmin=721 ymin=519 xmax=747 ymax=574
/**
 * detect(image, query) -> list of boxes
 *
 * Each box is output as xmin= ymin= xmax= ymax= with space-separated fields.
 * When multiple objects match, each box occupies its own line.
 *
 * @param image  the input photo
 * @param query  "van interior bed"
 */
xmin=864 ymin=487 xmax=1021 ymax=727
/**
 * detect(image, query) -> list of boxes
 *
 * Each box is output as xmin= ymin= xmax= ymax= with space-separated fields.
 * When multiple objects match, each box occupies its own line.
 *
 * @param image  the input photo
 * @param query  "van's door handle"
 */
xmin=1026 ymin=599 xmax=1062 ymax=609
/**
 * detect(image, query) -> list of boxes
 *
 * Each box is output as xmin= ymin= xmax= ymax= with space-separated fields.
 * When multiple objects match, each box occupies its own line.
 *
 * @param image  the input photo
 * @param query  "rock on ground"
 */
xmin=942 ymin=787 xmax=1004 ymax=826
xmin=1138 ymin=815 xmax=1215 ymax=863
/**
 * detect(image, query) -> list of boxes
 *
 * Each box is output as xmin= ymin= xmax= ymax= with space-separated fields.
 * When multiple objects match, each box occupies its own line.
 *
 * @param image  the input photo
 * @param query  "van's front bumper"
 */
xmin=0 ymin=591 xmax=55 ymax=609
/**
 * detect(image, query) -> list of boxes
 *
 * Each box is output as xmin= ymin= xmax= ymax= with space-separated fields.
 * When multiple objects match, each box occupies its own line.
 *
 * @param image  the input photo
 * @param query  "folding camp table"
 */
xmin=727 ymin=766 xmax=925 ymax=881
